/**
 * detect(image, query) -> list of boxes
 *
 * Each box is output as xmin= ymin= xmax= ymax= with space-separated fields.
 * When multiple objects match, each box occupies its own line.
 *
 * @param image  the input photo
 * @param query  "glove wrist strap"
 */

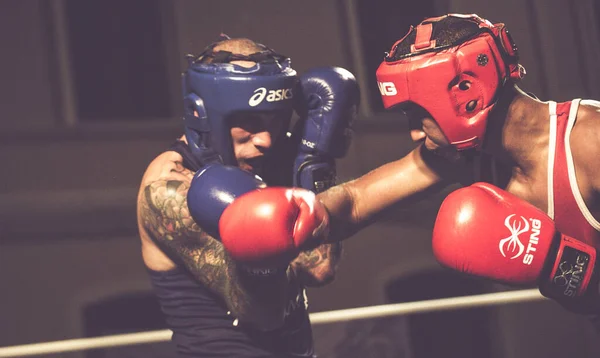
xmin=540 ymin=233 xmax=597 ymax=305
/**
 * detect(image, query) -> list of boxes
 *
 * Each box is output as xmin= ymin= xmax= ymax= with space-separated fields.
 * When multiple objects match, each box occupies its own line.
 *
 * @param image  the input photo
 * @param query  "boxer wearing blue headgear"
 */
xmin=137 ymin=36 xmax=360 ymax=358
xmin=182 ymin=36 xmax=298 ymax=170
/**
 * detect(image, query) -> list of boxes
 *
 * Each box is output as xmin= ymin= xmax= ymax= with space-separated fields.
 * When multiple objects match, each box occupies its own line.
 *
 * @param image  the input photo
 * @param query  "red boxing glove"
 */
xmin=433 ymin=182 xmax=599 ymax=312
xmin=219 ymin=187 xmax=328 ymax=270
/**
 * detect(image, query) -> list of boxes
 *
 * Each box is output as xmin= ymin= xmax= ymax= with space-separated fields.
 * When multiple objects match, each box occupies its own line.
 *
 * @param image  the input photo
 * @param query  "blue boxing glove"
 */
xmin=187 ymin=164 xmax=266 ymax=239
xmin=293 ymin=67 xmax=360 ymax=193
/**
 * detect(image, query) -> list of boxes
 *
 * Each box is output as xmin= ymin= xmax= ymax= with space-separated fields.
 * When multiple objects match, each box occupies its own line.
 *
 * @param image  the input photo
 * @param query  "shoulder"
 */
xmin=139 ymin=149 xmax=195 ymax=199
xmin=137 ymin=150 xmax=197 ymax=229
xmin=141 ymin=150 xmax=191 ymax=186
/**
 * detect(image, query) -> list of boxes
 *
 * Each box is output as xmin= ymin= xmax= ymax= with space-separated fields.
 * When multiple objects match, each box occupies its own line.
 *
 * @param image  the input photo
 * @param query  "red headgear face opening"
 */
xmin=376 ymin=14 xmax=524 ymax=150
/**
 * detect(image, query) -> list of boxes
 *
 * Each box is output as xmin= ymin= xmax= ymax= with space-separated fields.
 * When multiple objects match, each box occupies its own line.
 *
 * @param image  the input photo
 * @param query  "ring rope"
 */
xmin=0 ymin=288 xmax=546 ymax=357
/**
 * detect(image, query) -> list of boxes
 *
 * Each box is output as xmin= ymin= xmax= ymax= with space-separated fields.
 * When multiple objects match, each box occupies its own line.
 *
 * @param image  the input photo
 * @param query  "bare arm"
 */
xmin=139 ymin=177 xmax=291 ymax=330
xmin=318 ymin=144 xmax=465 ymax=242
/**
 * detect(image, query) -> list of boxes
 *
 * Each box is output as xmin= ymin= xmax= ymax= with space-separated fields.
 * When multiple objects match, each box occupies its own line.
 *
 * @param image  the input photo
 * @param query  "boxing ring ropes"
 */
xmin=0 ymin=288 xmax=546 ymax=357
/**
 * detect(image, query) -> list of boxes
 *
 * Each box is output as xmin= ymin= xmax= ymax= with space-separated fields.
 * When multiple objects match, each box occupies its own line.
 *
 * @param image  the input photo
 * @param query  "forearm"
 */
xmin=318 ymin=145 xmax=450 ymax=242
xmin=317 ymin=184 xmax=362 ymax=243
xmin=290 ymin=242 xmax=343 ymax=287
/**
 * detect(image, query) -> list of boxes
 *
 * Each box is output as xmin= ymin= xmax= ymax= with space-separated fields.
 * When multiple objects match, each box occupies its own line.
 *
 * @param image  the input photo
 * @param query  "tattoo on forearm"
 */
xmin=291 ymin=242 xmax=342 ymax=286
xmin=297 ymin=246 xmax=328 ymax=268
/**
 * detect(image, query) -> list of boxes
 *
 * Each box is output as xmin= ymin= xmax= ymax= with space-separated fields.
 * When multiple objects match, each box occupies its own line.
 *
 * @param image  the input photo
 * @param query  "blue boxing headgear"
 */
xmin=182 ymin=40 xmax=298 ymax=167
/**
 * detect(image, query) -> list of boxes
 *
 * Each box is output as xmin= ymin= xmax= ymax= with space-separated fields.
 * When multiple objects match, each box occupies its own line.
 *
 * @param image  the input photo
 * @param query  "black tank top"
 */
xmin=146 ymin=140 xmax=315 ymax=358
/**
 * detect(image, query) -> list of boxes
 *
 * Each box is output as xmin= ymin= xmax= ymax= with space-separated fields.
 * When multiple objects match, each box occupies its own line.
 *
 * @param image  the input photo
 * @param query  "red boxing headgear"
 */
xmin=376 ymin=14 xmax=525 ymax=150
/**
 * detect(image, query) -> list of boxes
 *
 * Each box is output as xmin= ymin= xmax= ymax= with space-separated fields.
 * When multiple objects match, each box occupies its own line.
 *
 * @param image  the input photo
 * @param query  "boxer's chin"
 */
xmin=239 ymin=157 xmax=264 ymax=175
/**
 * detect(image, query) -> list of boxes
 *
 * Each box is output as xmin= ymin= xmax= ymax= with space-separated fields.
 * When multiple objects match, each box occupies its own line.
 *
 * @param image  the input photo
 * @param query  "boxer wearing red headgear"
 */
xmin=376 ymin=14 xmax=524 ymax=150
xmin=312 ymin=14 xmax=600 ymax=322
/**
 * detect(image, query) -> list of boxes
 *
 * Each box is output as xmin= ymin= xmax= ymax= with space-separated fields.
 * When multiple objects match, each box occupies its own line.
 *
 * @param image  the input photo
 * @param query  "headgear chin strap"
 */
xmin=183 ymin=40 xmax=298 ymax=166
xmin=376 ymin=14 xmax=525 ymax=150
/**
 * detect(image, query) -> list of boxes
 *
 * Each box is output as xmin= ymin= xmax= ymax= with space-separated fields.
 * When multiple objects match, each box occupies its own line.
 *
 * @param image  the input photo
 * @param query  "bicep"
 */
xmin=139 ymin=179 xmax=234 ymax=294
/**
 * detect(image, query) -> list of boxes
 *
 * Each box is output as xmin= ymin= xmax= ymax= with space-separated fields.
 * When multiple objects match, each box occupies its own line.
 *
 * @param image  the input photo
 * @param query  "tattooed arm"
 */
xmin=290 ymin=242 xmax=343 ymax=287
xmin=139 ymin=177 xmax=292 ymax=330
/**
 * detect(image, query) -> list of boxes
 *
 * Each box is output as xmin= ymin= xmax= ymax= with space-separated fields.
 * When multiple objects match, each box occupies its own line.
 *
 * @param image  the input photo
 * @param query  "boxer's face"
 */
xmin=229 ymin=111 xmax=286 ymax=174
xmin=410 ymin=117 xmax=449 ymax=151
xmin=403 ymin=106 xmax=448 ymax=149
xmin=404 ymin=106 xmax=459 ymax=160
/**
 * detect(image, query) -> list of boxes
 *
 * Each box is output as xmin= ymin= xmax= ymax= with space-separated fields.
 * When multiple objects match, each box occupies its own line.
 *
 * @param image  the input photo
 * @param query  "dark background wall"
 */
xmin=1 ymin=1 xmax=600 ymax=357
